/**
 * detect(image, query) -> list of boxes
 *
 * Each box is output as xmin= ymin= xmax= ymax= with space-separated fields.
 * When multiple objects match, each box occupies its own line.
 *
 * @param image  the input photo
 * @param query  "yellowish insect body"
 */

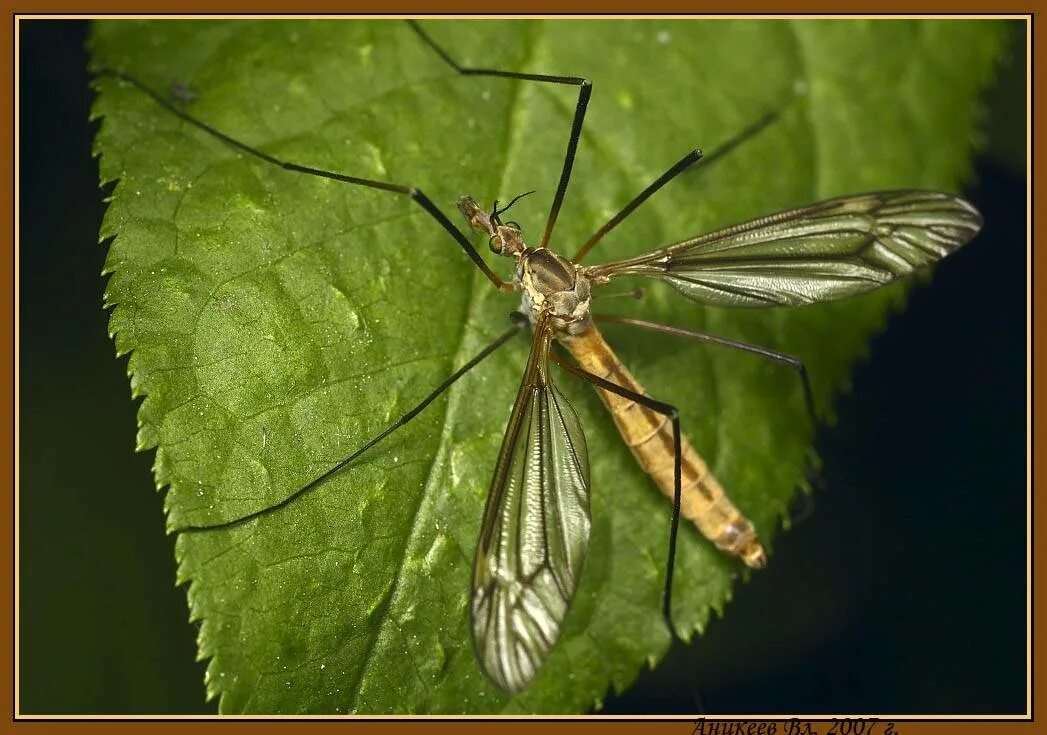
xmin=559 ymin=325 xmax=766 ymax=569
xmin=459 ymin=194 xmax=766 ymax=569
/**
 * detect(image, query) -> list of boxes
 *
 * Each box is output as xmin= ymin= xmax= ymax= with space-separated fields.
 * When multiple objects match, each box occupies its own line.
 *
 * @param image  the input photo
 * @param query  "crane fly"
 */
xmin=97 ymin=21 xmax=983 ymax=697
xmin=459 ymin=187 xmax=980 ymax=691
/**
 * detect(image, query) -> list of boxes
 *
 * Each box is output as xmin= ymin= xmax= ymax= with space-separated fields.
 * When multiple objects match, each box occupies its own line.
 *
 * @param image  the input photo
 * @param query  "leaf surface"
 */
xmin=90 ymin=19 xmax=1005 ymax=713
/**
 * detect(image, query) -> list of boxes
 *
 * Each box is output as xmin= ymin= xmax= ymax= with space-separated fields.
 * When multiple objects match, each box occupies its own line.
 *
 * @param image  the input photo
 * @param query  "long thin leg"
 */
xmin=572 ymin=109 xmax=782 ymax=264
xmin=95 ymin=68 xmax=513 ymax=292
xmin=550 ymin=351 xmax=685 ymax=632
xmin=408 ymin=20 xmax=591 ymax=250
xmin=597 ymin=315 xmax=826 ymax=539
xmin=176 ymin=313 xmax=529 ymax=533
xmin=694 ymin=109 xmax=779 ymax=169
xmin=594 ymin=314 xmax=817 ymax=427
xmin=572 ymin=149 xmax=703 ymax=264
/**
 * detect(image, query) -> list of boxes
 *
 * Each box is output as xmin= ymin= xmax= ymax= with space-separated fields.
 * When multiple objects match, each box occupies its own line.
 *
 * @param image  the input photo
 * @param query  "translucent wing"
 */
xmin=588 ymin=190 xmax=982 ymax=308
xmin=471 ymin=324 xmax=591 ymax=694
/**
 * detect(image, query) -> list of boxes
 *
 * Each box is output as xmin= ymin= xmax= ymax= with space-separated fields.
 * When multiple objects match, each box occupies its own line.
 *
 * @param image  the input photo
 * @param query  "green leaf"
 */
xmin=90 ymin=19 xmax=1006 ymax=714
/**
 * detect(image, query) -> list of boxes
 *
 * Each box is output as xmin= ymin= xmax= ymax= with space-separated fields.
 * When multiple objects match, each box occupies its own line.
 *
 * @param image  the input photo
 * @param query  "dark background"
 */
xmin=19 ymin=21 xmax=1027 ymax=714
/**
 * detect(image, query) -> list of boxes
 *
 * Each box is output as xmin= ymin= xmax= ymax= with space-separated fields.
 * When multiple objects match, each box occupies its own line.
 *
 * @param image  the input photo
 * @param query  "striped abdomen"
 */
xmin=560 ymin=323 xmax=766 ymax=568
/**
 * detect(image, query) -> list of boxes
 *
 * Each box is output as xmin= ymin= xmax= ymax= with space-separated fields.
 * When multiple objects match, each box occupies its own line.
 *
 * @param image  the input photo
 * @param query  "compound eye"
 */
xmin=488 ymin=235 xmax=503 ymax=254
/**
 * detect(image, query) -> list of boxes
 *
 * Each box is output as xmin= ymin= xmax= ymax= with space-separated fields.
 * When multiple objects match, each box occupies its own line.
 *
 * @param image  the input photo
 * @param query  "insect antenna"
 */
xmin=408 ymin=20 xmax=591 ymax=250
xmin=174 ymin=314 xmax=529 ymax=533
xmin=491 ymin=190 xmax=536 ymax=220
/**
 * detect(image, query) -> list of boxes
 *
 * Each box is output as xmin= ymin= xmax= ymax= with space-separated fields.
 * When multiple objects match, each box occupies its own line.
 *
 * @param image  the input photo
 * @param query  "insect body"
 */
xmin=461 ymin=196 xmax=774 ymax=690
xmin=457 ymin=187 xmax=979 ymax=692
xmin=463 ymin=194 xmax=767 ymax=566
xmin=561 ymin=325 xmax=767 ymax=568
xmin=97 ymin=21 xmax=983 ymax=705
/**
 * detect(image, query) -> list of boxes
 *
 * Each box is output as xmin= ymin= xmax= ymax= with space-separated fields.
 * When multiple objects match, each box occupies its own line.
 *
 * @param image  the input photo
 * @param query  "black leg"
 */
xmin=94 ymin=68 xmax=514 ymax=292
xmin=572 ymin=109 xmax=783 ymax=264
xmin=572 ymin=149 xmax=703 ymax=264
xmin=594 ymin=314 xmax=817 ymax=428
xmin=694 ymin=109 xmax=780 ymax=169
xmin=408 ymin=20 xmax=591 ymax=250
xmin=175 ymin=313 xmax=529 ymax=533
xmin=550 ymin=350 xmax=685 ymax=633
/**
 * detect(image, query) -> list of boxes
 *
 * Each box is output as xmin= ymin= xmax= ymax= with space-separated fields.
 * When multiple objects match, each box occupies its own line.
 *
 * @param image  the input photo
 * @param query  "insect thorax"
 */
xmin=454 ymin=196 xmax=593 ymax=334
xmin=518 ymin=248 xmax=592 ymax=336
